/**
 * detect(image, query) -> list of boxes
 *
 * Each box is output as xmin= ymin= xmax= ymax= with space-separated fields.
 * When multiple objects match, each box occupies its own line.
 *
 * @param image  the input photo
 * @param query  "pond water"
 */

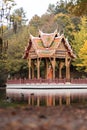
xmin=1 ymin=87 xmax=87 ymax=107
xmin=5 ymin=87 xmax=87 ymax=106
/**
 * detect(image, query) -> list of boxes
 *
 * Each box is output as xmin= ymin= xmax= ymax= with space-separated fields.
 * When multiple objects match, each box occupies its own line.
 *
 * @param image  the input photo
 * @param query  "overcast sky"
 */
xmin=14 ymin=0 xmax=58 ymax=21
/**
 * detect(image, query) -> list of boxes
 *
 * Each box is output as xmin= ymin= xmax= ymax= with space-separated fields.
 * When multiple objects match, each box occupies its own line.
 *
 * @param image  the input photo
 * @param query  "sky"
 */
xmin=14 ymin=0 xmax=58 ymax=21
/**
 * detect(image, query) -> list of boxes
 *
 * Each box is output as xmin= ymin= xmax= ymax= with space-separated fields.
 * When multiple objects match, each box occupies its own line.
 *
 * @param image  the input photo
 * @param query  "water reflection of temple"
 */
xmin=6 ymin=88 xmax=87 ymax=106
xmin=23 ymin=30 xmax=76 ymax=81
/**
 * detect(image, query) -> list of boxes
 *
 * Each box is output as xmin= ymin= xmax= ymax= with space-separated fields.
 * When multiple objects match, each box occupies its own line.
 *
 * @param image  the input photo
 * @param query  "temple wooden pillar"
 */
xmin=37 ymin=58 xmax=40 ymax=79
xmin=46 ymin=58 xmax=49 ymax=79
xmin=31 ymin=61 xmax=34 ymax=79
xmin=59 ymin=61 xmax=64 ymax=79
xmin=50 ymin=57 xmax=56 ymax=80
xmin=52 ymin=58 xmax=56 ymax=80
xmin=65 ymin=54 xmax=71 ymax=81
xmin=28 ymin=58 xmax=31 ymax=79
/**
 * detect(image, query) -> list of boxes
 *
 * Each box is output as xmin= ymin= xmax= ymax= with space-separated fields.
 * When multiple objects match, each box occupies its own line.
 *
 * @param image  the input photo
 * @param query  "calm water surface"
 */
xmin=1 ymin=87 xmax=87 ymax=107
xmin=6 ymin=87 xmax=87 ymax=106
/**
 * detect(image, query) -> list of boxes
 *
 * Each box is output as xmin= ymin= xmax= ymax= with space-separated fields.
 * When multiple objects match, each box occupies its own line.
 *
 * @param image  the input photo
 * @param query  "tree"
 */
xmin=71 ymin=16 xmax=81 ymax=31
xmin=0 ymin=59 xmax=8 ymax=86
xmin=7 ymin=26 xmax=29 ymax=78
xmin=72 ymin=17 xmax=87 ymax=55
xmin=66 ymin=0 xmax=87 ymax=16
xmin=40 ymin=14 xmax=57 ymax=33
xmin=77 ymin=40 xmax=87 ymax=72
xmin=47 ymin=4 xmax=56 ymax=14
xmin=0 ymin=0 xmax=16 ymax=86
xmin=54 ymin=13 xmax=75 ymax=41
xmin=11 ymin=7 xmax=27 ymax=33
xmin=72 ymin=17 xmax=87 ymax=72
xmin=54 ymin=0 xmax=68 ymax=14
xmin=29 ymin=15 xmax=42 ymax=36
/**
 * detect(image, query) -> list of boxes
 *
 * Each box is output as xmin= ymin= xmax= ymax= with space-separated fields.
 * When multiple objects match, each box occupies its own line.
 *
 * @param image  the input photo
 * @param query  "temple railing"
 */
xmin=71 ymin=78 xmax=87 ymax=84
xmin=7 ymin=78 xmax=87 ymax=84
xmin=7 ymin=78 xmax=66 ymax=84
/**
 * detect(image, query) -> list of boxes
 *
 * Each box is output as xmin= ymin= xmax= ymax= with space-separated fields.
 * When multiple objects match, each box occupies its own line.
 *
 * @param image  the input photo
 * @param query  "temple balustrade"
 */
xmin=7 ymin=78 xmax=87 ymax=84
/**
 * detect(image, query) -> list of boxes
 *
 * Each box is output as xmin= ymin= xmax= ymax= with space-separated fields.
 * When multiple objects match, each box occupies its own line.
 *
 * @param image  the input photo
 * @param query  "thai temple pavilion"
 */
xmin=23 ymin=30 xmax=75 ymax=81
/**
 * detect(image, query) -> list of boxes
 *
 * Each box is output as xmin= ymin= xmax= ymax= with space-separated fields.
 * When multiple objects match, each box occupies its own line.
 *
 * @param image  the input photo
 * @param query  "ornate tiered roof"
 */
xmin=23 ymin=30 xmax=76 ymax=59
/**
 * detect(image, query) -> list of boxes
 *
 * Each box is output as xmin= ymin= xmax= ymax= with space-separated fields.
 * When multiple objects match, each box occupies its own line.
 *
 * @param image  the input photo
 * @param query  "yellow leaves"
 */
xmin=2 ymin=25 xmax=7 ymax=31
xmin=81 ymin=17 xmax=87 ymax=25
xmin=77 ymin=40 xmax=87 ymax=71
xmin=54 ymin=13 xmax=69 ymax=21
xmin=14 ymin=15 xmax=22 ymax=22
xmin=79 ymin=40 xmax=87 ymax=56
xmin=76 ymin=63 xmax=83 ymax=67
xmin=72 ymin=16 xmax=87 ymax=56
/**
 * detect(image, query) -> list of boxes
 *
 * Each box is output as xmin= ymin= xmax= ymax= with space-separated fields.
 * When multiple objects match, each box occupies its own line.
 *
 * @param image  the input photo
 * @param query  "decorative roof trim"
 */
xmin=30 ymin=34 xmax=41 ymax=57
xmin=23 ymin=31 xmax=76 ymax=59
xmin=39 ymin=30 xmax=58 ymax=48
